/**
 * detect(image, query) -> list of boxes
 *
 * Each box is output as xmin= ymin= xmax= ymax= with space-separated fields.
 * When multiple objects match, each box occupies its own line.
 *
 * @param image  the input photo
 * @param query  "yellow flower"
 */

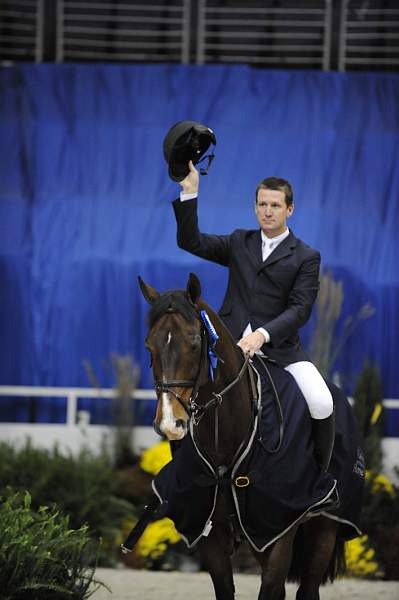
xmin=366 ymin=470 xmax=395 ymax=497
xmin=136 ymin=443 xmax=179 ymax=562
xmin=140 ymin=441 xmax=172 ymax=475
xmin=345 ymin=535 xmax=382 ymax=578
xmin=370 ymin=402 xmax=382 ymax=426
xmin=136 ymin=518 xmax=181 ymax=559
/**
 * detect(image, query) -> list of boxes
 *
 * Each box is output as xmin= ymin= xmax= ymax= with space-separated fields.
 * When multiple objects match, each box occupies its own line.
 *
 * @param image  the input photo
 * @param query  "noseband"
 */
xmin=154 ymin=379 xmax=198 ymax=417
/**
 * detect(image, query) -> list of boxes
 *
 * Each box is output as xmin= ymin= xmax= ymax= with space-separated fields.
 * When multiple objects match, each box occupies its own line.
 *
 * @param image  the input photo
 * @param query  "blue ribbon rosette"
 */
xmin=200 ymin=310 xmax=219 ymax=381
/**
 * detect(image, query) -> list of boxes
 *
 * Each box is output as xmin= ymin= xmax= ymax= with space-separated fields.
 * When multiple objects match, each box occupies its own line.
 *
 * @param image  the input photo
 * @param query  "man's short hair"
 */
xmin=255 ymin=177 xmax=293 ymax=207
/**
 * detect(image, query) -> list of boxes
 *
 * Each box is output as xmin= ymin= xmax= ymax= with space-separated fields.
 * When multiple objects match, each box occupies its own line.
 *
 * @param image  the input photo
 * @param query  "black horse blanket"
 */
xmin=153 ymin=361 xmax=365 ymax=551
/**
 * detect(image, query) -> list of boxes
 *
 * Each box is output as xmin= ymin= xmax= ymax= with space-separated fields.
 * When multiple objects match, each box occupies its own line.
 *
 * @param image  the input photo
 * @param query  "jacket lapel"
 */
xmin=258 ymin=231 xmax=297 ymax=272
xmin=245 ymin=230 xmax=263 ymax=267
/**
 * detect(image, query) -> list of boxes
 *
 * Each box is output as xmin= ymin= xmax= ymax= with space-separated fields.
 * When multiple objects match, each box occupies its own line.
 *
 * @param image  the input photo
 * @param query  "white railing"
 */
xmin=0 ymin=385 xmax=156 ymax=426
xmin=196 ymin=0 xmax=333 ymax=70
xmin=0 ymin=385 xmax=398 ymax=426
xmin=1 ymin=386 xmax=398 ymax=472
xmin=339 ymin=0 xmax=399 ymax=71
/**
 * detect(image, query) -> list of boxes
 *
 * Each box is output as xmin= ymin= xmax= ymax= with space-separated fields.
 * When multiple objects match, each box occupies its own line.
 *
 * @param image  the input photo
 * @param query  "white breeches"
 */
xmin=284 ymin=361 xmax=333 ymax=420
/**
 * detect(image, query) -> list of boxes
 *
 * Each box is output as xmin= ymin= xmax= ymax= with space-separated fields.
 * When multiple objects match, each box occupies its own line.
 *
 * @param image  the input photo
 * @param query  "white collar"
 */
xmin=261 ymin=228 xmax=290 ymax=247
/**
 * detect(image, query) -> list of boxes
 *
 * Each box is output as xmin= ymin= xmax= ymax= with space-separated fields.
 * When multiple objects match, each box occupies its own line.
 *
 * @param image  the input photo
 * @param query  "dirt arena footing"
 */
xmin=92 ymin=568 xmax=399 ymax=600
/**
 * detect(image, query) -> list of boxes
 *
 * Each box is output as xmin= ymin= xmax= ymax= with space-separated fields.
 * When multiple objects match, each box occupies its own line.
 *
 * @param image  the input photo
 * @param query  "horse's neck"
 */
xmin=195 ymin=375 xmax=253 ymax=467
xmin=195 ymin=303 xmax=253 ymax=465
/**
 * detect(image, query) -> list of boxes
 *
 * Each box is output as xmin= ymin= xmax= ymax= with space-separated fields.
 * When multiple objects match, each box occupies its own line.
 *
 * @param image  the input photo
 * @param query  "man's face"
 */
xmin=255 ymin=188 xmax=294 ymax=238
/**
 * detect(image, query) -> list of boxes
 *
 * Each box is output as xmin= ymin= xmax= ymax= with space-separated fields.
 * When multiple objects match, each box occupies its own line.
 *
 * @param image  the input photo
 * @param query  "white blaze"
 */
xmin=160 ymin=392 xmax=185 ymax=439
xmin=166 ymin=331 xmax=172 ymax=345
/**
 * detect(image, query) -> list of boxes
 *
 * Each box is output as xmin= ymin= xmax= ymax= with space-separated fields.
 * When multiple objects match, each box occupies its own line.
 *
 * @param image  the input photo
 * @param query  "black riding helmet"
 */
xmin=163 ymin=120 xmax=216 ymax=182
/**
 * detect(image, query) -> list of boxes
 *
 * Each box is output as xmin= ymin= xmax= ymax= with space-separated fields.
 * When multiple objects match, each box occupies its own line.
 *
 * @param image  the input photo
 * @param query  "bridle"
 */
xmin=153 ymin=323 xmax=205 ymax=418
xmin=152 ymin=307 xmax=283 ymax=458
xmin=153 ymin=313 xmax=253 ymax=428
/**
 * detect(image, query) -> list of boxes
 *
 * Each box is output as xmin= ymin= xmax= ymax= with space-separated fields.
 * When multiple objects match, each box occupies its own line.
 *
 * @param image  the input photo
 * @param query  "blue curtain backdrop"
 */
xmin=0 ymin=64 xmax=398 ymax=430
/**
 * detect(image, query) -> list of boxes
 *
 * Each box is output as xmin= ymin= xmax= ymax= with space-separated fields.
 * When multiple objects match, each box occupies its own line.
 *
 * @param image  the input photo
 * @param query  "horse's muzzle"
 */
xmin=153 ymin=417 xmax=188 ymax=441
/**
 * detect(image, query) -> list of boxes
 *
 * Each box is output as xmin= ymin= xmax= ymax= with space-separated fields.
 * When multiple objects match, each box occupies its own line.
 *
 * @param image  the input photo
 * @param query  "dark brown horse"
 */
xmin=138 ymin=273 xmax=345 ymax=600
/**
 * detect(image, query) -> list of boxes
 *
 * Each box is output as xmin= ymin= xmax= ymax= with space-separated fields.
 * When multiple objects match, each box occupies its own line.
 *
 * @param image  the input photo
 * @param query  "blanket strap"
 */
xmin=253 ymin=357 xmax=284 ymax=454
xmin=121 ymin=495 xmax=164 ymax=554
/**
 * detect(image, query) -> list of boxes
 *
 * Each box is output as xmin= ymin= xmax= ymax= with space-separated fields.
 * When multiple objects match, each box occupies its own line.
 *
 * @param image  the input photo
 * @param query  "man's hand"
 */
xmin=237 ymin=331 xmax=266 ymax=357
xmin=179 ymin=160 xmax=199 ymax=195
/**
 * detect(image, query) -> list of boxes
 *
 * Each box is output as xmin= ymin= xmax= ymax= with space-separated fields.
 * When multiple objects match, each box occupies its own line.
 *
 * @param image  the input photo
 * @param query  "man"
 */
xmin=172 ymin=160 xmax=335 ymax=474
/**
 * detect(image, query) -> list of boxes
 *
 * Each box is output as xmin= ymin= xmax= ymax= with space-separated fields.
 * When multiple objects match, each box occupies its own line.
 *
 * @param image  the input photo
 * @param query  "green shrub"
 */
xmin=0 ymin=492 xmax=102 ymax=600
xmin=0 ymin=442 xmax=136 ymax=565
xmin=360 ymin=472 xmax=399 ymax=580
xmin=351 ymin=362 xmax=399 ymax=579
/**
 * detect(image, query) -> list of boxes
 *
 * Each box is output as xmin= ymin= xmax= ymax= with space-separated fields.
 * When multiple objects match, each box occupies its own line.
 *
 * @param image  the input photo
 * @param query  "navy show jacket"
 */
xmin=172 ymin=198 xmax=320 ymax=366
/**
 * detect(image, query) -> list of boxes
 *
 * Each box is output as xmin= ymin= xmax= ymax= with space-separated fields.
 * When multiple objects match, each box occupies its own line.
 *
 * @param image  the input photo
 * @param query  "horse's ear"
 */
xmin=187 ymin=272 xmax=201 ymax=306
xmin=138 ymin=276 xmax=160 ymax=305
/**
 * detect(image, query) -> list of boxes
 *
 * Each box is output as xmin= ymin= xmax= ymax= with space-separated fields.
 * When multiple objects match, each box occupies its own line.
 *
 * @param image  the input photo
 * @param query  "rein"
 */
xmin=191 ymin=353 xmax=256 ymax=461
xmin=190 ymin=354 xmax=251 ymax=426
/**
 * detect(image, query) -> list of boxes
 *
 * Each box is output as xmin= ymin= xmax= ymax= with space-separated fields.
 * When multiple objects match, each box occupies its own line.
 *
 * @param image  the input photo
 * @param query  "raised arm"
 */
xmin=172 ymin=161 xmax=231 ymax=267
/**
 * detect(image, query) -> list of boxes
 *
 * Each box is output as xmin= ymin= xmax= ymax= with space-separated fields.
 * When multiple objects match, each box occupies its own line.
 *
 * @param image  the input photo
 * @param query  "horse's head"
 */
xmin=139 ymin=273 xmax=209 ymax=440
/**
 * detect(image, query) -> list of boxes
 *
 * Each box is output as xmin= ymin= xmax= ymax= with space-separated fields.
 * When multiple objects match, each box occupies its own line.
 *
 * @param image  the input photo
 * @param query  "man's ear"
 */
xmin=186 ymin=272 xmax=201 ymax=306
xmin=287 ymin=202 xmax=294 ymax=218
xmin=138 ymin=276 xmax=160 ymax=305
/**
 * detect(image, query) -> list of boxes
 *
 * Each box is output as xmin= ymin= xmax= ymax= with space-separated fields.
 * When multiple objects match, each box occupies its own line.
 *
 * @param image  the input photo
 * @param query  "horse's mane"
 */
xmin=147 ymin=290 xmax=198 ymax=328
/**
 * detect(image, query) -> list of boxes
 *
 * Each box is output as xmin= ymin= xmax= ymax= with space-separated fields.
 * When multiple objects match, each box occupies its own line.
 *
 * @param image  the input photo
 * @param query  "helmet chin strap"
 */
xmin=197 ymin=153 xmax=215 ymax=176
